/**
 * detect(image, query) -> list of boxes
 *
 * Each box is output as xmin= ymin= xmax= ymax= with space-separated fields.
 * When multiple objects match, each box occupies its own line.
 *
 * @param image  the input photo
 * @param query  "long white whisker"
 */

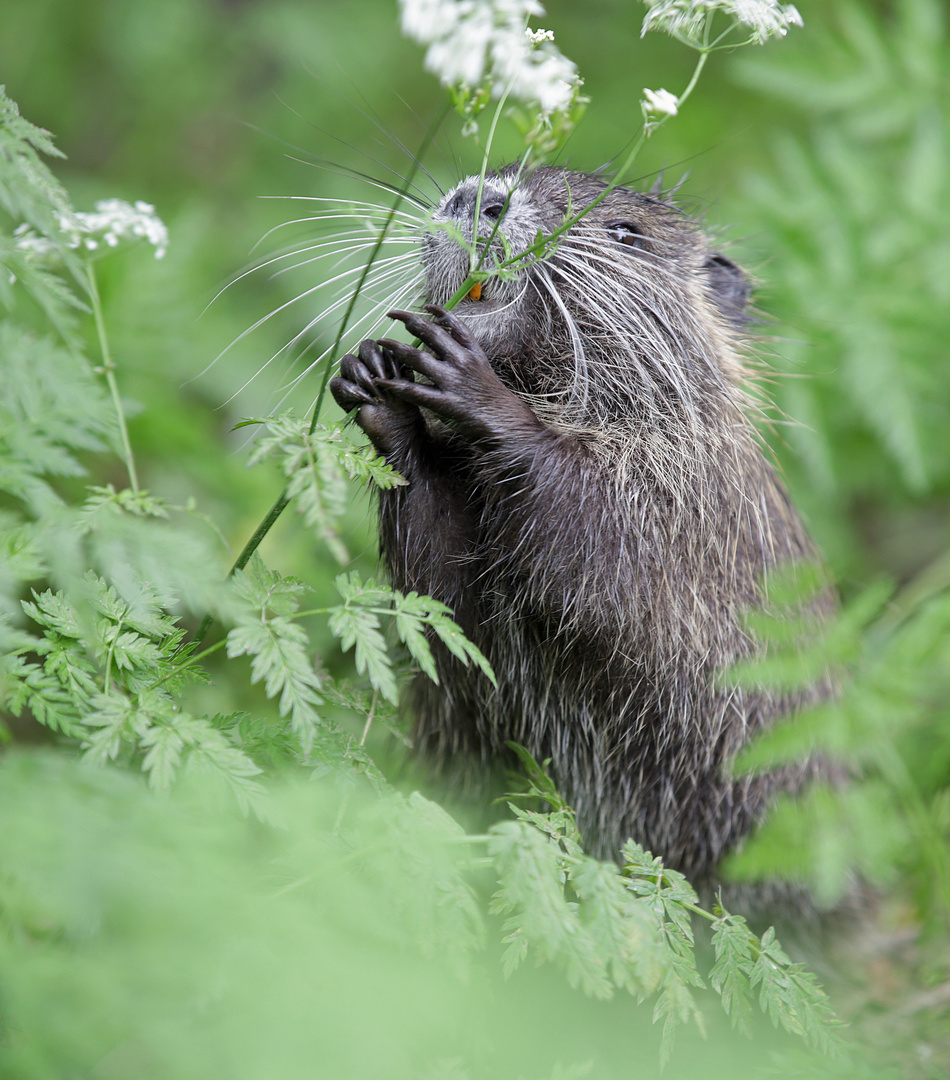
xmin=270 ymin=246 xmax=420 ymax=283
xmin=280 ymin=171 xmax=432 ymax=211
xmin=252 ymin=208 xmax=424 ymax=244
xmin=267 ymin=274 xmax=425 ymax=412
xmin=532 ymin=266 xmax=589 ymax=413
xmin=206 ymin=238 xmax=418 ymax=313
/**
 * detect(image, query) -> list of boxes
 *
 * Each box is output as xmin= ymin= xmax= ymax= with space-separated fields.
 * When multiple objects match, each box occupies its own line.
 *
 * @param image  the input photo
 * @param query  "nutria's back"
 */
xmin=331 ymin=164 xmax=832 ymax=890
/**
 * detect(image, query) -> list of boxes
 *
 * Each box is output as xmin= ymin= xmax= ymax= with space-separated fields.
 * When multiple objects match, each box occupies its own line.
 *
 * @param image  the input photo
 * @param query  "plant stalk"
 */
xmin=87 ymin=263 xmax=140 ymax=495
xmin=190 ymin=107 xmax=449 ymax=648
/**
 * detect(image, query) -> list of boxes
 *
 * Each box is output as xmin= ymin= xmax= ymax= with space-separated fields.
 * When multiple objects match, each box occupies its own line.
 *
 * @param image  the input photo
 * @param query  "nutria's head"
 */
xmin=422 ymin=165 xmax=753 ymax=425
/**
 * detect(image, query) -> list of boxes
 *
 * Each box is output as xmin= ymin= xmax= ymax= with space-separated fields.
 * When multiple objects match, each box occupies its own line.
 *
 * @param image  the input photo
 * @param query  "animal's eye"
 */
xmin=606 ymin=220 xmax=648 ymax=250
xmin=481 ymin=200 xmax=506 ymax=221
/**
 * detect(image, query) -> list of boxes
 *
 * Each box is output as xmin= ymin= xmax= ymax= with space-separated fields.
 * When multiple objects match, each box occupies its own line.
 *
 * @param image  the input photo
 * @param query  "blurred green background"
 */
xmin=2 ymin=0 xmax=946 ymax=593
xmin=1 ymin=2 xmax=949 ymax=1075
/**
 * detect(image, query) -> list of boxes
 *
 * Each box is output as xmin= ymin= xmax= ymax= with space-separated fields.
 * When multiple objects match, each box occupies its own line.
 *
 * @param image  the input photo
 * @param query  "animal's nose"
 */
xmin=443 ymin=187 xmax=506 ymax=223
xmin=445 ymin=187 xmax=470 ymax=218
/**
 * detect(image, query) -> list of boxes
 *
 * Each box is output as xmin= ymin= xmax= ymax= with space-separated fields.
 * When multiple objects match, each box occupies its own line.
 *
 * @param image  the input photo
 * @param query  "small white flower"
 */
xmin=399 ymin=0 xmax=579 ymax=114
xmin=525 ymin=27 xmax=555 ymax=44
xmin=728 ymin=0 xmax=802 ymax=42
xmin=641 ymin=0 xmax=803 ymax=46
xmin=14 ymin=198 xmax=168 ymax=260
xmin=641 ymin=87 xmax=679 ymax=120
xmin=13 ymin=222 xmax=56 ymax=257
xmin=399 ymin=0 xmax=466 ymax=41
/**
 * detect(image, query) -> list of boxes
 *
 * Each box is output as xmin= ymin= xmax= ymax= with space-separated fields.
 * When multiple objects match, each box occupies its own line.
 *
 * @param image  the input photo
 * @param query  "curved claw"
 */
xmin=377 ymin=337 xmax=445 ymax=384
xmin=386 ymin=310 xmax=486 ymax=373
xmin=424 ymin=305 xmax=477 ymax=348
xmin=357 ymin=338 xmax=388 ymax=381
xmin=329 ymin=374 xmax=376 ymax=412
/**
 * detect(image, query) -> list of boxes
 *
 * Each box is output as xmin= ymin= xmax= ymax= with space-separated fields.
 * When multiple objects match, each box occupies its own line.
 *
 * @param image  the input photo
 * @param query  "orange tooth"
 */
xmin=467 ymin=282 xmax=482 ymax=301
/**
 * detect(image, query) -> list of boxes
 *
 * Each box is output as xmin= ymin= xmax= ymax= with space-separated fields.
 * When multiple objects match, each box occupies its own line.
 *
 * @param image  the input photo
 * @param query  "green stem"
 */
xmin=103 ymin=620 xmax=121 ymax=692
xmin=308 ymin=101 xmax=451 ymax=434
xmin=189 ymin=107 xmax=452 ymax=650
xmin=192 ymin=488 xmax=290 ymax=646
xmin=470 ymin=85 xmax=516 ymax=275
xmin=358 ymin=688 xmax=378 ymax=747
xmin=87 ymin=263 xmax=139 ymax=494
xmin=675 ymin=48 xmax=708 ymax=112
xmin=151 ymin=638 xmax=228 ymax=689
xmin=294 ymin=603 xmax=418 ymax=620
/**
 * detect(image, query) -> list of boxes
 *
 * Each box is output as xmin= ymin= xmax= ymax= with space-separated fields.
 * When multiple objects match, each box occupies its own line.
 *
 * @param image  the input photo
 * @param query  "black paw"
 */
xmin=330 ymin=338 xmax=424 ymax=458
xmin=376 ymin=306 xmax=539 ymax=443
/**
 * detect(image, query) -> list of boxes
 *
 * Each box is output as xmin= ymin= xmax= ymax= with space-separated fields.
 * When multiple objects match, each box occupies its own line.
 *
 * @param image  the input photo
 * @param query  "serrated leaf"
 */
xmin=341 ymin=443 xmax=407 ymax=490
xmin=488 ymin=820 xmax=611 ymax=999
xmin=81 ymin=691 xmax=142 ymax=764
xmin=328 ymin=603 xmax=398 ymax=705
xmin=750 ymin=929 xmax=844 ymax=1055
xmin=175 ymin=714 xmax=265 ymax=812
xmin=394 ymin=611 xmax=439 ymax=684
xmin=79 ymin=484 xmax=172 ymax=524
xmin=425 ymin=609 xmax=496 ymax=685
xmin=0 ymin=652 xmax=85 ymax=736
xmin=709 ymin=912 xmax=756 ymax=1037
xmin=84 ymin=569 xmax=181 ymax=640
xmin=653 ymin=973 xmax=704 ymax=1069
xmin=570 ymin=856 xmax=664 ymax=996
xmin=100 ymin=625 xmax=164 ymax=673
xmin=0 ymin=325 xmax=114 ymax=500
xmin=232 ymin=554 xmax=309 ymax=617
xmin=246 ymin=414 xmax=354 ymax=563
xmin=0 ymin=520 xmax=46 ymax=581
xmin=22 ymin=588 xmax=83 ymax=639
xmin=333 ymin=571 xmax=394 ymax=608
xmin=226 ymin=615 xmax=323 ymax=751
xmin=139 ymin=722 xmax=185 ymax=790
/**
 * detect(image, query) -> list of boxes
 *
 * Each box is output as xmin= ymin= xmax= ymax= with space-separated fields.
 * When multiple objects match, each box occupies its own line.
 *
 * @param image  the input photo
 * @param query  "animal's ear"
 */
xmin=703 ymin=254 xmax=752 ymax=325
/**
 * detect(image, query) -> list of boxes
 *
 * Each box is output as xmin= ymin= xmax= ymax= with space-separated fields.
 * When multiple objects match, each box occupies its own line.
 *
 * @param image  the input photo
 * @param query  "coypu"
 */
xmin=330 ymin=164 xmax=831 ymax=890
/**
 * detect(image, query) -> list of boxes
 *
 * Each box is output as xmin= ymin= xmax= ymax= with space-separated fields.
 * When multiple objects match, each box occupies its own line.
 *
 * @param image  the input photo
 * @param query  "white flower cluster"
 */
xmin=641 ymin=0 xmax=803 ymax=46
xmin=14 ymin=199 xmax=168 ymax=260
xmin=399 ymin=0 xmax=579 ymax=113
xmin=641 ymin=87 xmax=679 ymax=121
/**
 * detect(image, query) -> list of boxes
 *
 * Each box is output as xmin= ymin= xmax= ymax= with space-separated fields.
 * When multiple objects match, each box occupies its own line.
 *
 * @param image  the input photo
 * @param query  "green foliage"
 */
xmin=228 ymin=555 xmax=326 ymax=749
xmin=748 ymin=927 xmax=844 ymax=1057
xmin=329 ymin=570 xmax=496 ymax=701
xmin=491 ymin=751 xmax=842 ymax=1067
xmin=0 ymin=78 xmax=848 ymax=1047
xmin=727 ymin=571 xmax=950 ymax=925
xmin=243 ymin=412 xmax=407 ymax=565
xmin=4 ymin=749 xmax=853 ymax=1079
xmin=0 ymin=754 xmax=482 ymax=1080
xmin=0 ymin=86 xmax=86 ymax=341
xmin=710 ymin=912 xmax=756 ymax=1037
xmin=731 ymin=0 xmax=950 ymax=572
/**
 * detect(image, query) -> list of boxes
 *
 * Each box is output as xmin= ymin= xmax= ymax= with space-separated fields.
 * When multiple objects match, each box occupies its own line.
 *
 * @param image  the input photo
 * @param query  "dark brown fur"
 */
xmin=330 ymin=165 xmax=831 ymax=891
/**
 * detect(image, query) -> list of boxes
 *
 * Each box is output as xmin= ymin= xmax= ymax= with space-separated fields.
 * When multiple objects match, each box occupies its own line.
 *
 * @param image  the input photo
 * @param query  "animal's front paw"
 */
xmin=330 ymin=338 xmax=425 ymax=458
xmin=378 ymin=306 xmax=541 ymax=443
